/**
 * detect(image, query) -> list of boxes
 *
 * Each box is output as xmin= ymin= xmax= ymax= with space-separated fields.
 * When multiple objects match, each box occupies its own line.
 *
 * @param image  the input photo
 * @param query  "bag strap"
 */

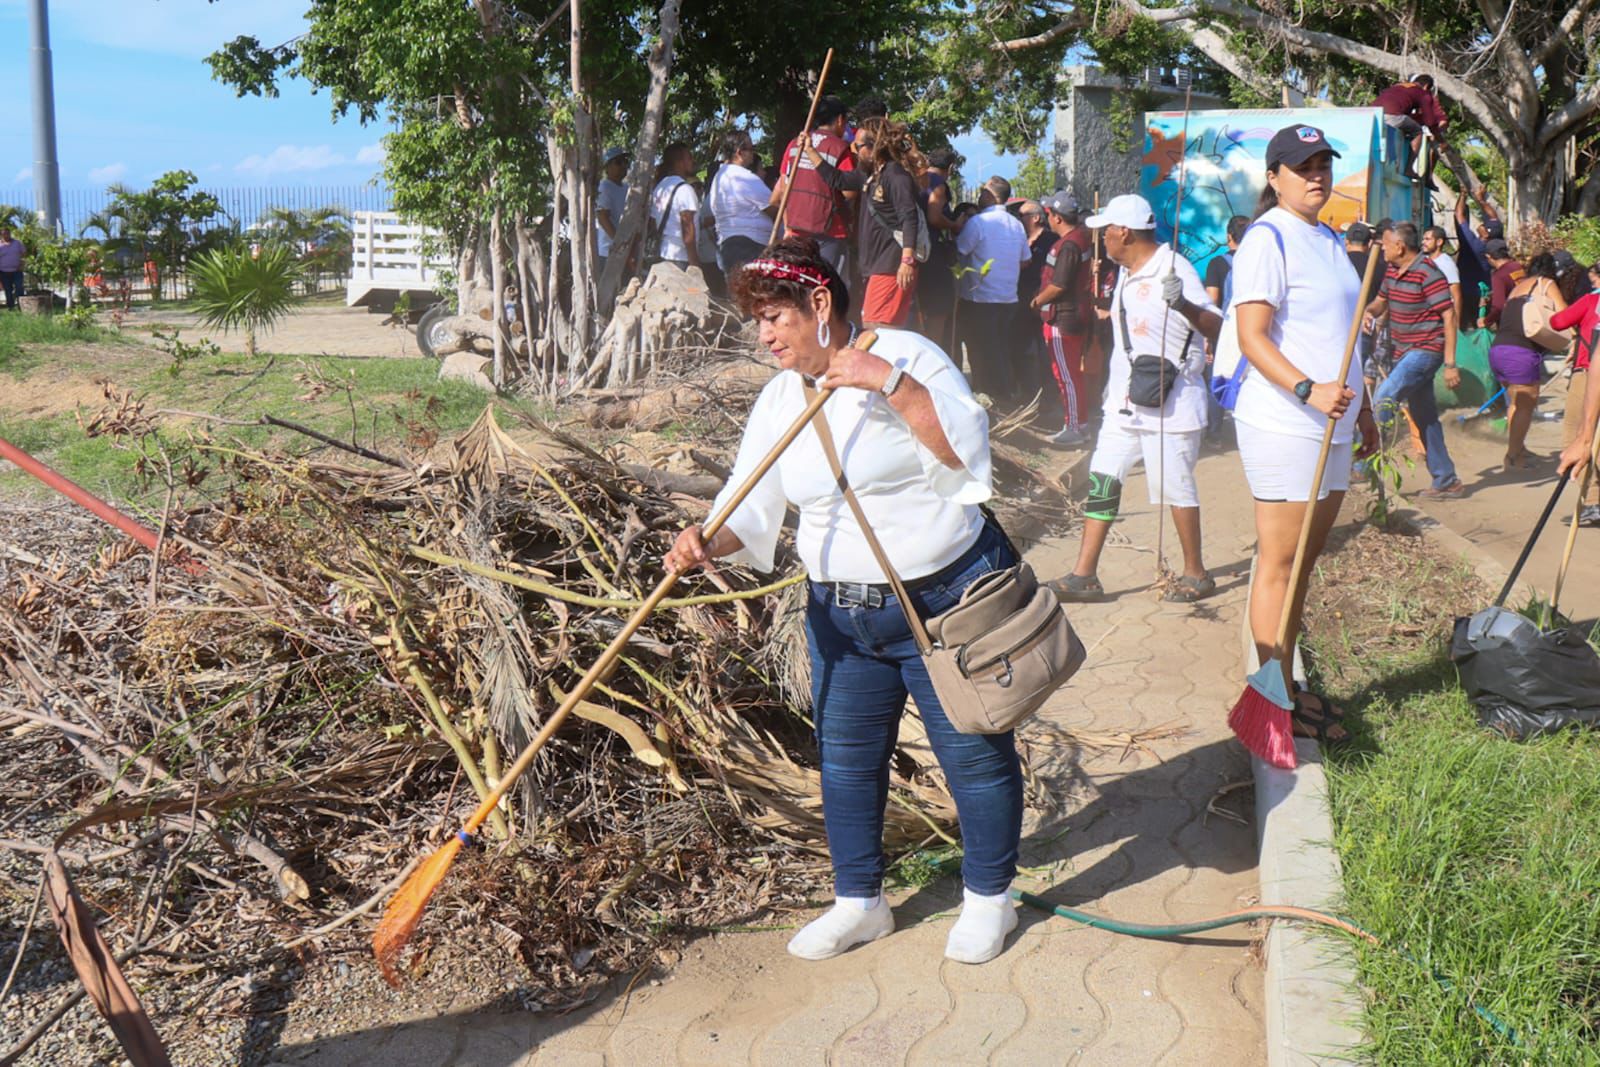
xmin=802 ymin=380 xmax=936 ymax=653
xmin=1116 ymin=254 xmax=1196 ymax=367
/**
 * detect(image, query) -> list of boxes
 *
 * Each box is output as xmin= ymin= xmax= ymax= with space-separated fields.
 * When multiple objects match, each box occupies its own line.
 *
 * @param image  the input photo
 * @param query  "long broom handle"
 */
xmin=1549 ymin=417 xmax=1600 ymax=614
xmin=1493 ymin=470 xmax=1570 ymax=607
xmin=767 ymin=48 xmax=836 ymax=248
xmin=456 ymin=386 xmax=834 ymax=837
xmin=1270 ymin=244 xmax=1383 ymax=657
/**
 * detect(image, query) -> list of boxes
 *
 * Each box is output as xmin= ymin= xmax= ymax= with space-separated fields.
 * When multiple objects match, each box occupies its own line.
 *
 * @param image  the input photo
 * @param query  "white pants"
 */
xmin=1236 ymin=422 xmax=1353 ymax=502
xmin=1088 ymin=420 xmax=1202 ymax=508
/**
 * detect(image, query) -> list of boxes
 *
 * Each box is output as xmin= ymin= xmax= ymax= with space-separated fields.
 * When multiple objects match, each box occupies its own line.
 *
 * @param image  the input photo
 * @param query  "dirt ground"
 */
xmin=129 ymin=302 xmax=419 ymax=360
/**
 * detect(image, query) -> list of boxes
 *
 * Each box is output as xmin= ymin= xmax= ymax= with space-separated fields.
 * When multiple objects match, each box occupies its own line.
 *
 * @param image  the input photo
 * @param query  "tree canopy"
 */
xmin=993 ymin=0 xmax=1600 ymax=223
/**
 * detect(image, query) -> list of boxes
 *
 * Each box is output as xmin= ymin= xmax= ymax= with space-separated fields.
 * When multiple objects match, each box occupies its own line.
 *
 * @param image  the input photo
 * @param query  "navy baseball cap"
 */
xmin=1483 ymin=219 xmax=1505 ymax=239
xmin=1042 ymin=191 xmax=1080 ymax=216
xmin=1266 ymin=124 xmax=1341 ymax=168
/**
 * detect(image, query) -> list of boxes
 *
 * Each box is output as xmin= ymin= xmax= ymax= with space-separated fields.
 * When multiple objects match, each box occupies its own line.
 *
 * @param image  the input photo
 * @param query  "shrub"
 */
xmin=188 ymin=245 xmax=302 ymax=357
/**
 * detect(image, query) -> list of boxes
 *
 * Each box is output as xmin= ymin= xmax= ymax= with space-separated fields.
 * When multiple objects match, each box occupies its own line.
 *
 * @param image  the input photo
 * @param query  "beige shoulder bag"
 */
xmin=805 ymin=383 xmax=1085 ymax=734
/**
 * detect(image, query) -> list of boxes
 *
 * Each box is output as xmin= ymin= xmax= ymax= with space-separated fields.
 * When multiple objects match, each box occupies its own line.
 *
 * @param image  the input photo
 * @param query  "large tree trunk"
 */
xmin=1507 ymin=151 xmax=1564 ymax=231
xmin=490 ymin=204 xmax=509 ymax=387
xmin=596 ymin=0 xmax=683 ymax=315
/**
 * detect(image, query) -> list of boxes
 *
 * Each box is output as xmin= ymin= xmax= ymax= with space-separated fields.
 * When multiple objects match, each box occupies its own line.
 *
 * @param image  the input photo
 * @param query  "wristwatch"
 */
xmin=881 ymin=365 xmax=906 ymax=398
xmin=1293 ymin=378 xmax=1314 ymax=405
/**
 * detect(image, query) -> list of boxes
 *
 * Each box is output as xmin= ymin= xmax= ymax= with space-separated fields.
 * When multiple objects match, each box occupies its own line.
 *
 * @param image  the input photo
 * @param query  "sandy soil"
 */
xmin=129 ymin=303 xmax=421 ymax=360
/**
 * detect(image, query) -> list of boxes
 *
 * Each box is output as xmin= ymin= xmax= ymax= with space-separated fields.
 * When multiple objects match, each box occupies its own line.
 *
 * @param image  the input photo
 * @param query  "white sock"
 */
xmin=944 ymin=887 xmax=1018 ymax=964
xmin=786 ymin=893 xmax=894 ymax=961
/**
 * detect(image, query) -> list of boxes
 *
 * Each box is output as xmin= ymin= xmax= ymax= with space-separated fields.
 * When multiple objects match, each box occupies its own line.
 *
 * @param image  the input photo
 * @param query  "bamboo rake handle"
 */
xmin=1271 ymin=244 xmax=1383 ymax=657
xmin=1550 ymin=418 xmax=1600 ymax=616
xmin=456 ymin=386 xmax=834 ymax=837
xmin=767 ymin=48 xmax=836 ymax=248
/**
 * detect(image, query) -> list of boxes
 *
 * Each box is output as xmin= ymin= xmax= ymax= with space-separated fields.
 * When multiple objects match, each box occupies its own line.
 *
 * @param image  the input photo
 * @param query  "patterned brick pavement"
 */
xmin=272 ymin=449 xmax=1267 ymax=1066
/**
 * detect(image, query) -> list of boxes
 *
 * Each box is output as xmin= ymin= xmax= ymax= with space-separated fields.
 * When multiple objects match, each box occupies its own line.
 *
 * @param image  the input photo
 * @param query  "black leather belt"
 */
xmin=816 ymin=528 xmax=988 ymax=609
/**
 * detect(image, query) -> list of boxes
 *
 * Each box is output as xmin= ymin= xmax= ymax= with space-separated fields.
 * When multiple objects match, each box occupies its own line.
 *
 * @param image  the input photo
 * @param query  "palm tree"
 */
xmin=0 ymin=204 xmax=30 ymax=230
xmin=188 ymin=245 xmax=302 ymax=357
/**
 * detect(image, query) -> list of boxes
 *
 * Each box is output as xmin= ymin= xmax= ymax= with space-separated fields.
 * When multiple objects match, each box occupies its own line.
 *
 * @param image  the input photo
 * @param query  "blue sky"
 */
xmin=1 ymin=1 xmax=1019 ymax=198
xmin=0 ymin=0 xmax=389 ymax=195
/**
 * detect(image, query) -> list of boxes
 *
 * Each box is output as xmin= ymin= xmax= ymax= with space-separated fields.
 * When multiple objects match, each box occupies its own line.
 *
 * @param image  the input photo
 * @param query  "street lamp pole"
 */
xmin=29 ymin=0 xmax=63 ymax=232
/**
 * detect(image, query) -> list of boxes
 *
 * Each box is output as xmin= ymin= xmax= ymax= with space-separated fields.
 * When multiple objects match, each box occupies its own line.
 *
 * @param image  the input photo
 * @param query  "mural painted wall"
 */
xmin=1138 ymin=107 xmax=1420 ymax=277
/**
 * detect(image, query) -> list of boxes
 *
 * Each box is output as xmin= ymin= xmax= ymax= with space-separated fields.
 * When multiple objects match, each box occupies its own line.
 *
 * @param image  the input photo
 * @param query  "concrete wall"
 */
xmin=1051 ymin=66 xmax=1224 ymax=209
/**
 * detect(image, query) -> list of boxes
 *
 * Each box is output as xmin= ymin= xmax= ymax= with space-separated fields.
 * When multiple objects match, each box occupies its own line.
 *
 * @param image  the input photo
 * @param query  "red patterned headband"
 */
xmin=742 ymin=258 xmax=832 ymax=288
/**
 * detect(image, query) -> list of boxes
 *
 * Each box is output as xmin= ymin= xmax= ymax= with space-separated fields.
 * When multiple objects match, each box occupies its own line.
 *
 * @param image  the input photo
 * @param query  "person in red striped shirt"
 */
xmin=1363 ymin=221 xmax=1465 ymax=497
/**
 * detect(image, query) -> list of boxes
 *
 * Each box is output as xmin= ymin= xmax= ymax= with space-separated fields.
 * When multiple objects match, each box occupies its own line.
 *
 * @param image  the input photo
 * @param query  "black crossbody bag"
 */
xmin=1117 ymin=262 xmax=1193 ymax=409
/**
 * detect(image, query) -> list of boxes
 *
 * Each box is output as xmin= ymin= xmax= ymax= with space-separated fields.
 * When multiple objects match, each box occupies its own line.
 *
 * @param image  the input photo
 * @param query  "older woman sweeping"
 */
xmin=666 ymin=237 xmax=1025 ymax=964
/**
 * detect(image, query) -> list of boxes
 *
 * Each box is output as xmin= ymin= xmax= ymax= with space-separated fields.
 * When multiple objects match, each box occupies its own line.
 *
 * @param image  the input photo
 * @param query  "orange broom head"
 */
xmin=372 ymin=835 xmax=464 ymax=987
xmin=1228 ymin=686 xmax=1297 ymax=769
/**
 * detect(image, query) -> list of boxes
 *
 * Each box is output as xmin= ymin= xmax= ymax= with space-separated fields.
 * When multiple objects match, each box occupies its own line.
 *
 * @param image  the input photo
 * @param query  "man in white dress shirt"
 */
xmin=954 ymin=177 xmax=1031 ymax=401
xmin=1051 ymin=194 xmax=1224 ymax=603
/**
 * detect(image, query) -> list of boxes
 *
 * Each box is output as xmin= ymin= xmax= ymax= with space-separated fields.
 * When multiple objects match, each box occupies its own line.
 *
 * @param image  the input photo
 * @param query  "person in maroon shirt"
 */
xmin=1029 ymin=191 xmax=1095 ymax=445
xmin=771 ymin=96 xmax=857 ymax=276
xmin=1375 ymin=74 xmax=1447 ymax=185
xmin=1482 ymin=239 xmax=1525 ymax=330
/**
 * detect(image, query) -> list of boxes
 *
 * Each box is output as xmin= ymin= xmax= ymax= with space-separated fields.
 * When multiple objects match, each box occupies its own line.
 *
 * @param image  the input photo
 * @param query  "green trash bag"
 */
xmin=1434 ymin=328 xmax=1495 ymax=409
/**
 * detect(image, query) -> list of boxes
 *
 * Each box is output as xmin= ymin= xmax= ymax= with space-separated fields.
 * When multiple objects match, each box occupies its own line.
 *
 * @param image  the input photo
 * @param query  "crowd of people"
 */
xmin=653 ymin=107 xmax=1600 ymax=968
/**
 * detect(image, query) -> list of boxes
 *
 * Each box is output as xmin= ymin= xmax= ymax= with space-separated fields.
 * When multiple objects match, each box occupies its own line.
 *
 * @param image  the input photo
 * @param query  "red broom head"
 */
xmin=372 ymin=836 xmax=464 ymax=987
xmin=1228 ymin=687 xmax=1298 ymax=769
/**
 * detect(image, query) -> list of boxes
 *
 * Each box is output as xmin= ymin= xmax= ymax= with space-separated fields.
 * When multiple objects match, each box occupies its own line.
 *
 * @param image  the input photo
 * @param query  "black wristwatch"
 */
xmin=1293 ymin=378 xmax=1314 ymax=405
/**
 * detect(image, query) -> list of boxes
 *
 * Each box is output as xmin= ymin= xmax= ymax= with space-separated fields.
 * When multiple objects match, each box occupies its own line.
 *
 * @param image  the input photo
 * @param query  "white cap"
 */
xmin=1085 ymin=193 xmax=1157 ymax=230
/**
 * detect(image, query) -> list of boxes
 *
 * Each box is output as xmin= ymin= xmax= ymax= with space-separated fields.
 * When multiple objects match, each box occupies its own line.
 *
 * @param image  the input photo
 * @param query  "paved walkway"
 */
xmin=271 ymin=447 xmax=1267 ymax=1067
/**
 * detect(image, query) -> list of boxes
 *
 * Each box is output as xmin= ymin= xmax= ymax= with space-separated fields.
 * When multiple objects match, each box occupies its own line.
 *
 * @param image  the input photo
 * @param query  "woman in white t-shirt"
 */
xmin=665 ymin=238 xmax=1025 ymax=968
xmin=648 ymin=142 xmax=702 ymax=268
xmin=1229 ymin=124 xmax=1379 ymax=745
xmin=707 ymin=129 xmax=774 ymax=279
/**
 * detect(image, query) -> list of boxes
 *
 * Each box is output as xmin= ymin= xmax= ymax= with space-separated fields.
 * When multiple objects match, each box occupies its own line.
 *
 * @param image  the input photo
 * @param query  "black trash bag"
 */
xmin=1449 ymin=607 xmax=1600 ymax=740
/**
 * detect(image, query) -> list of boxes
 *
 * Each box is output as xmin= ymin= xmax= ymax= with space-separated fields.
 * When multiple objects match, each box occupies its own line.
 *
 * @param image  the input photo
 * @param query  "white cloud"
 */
xmin=234 ymin=144 xmax=347 ymax=177
xmin=11 ymin=167 xmax=30 ymax=185
xmin=355 ymin=144 xmax=386 ymax=165
xmin=88 ymin=162 xmax=128 ymax=184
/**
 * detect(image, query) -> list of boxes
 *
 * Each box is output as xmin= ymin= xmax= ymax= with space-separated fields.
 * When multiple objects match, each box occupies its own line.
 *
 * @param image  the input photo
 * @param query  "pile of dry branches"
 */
xmin=1 ymin=392 xmax=1075 ymax=1039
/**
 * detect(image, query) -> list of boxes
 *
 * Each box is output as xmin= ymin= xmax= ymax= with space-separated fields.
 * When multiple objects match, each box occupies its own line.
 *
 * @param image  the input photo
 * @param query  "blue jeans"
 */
xmin=804 ymin=521 xmax=1023 ymax=897
xmin=1373 ymin=347 xmax=1458 ymax=489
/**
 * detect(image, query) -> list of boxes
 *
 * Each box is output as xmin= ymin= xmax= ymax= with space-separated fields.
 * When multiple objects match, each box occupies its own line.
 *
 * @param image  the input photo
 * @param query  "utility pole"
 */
xmin=29 ymin=0 xmax=63 ymax=232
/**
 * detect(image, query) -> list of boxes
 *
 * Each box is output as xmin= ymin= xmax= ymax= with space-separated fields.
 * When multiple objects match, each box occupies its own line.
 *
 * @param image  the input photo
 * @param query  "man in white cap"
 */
xmin=595 ymin=147 xmax=630 ymax=275
xmin=1050 ymin=193 xmax=1223 ymax=603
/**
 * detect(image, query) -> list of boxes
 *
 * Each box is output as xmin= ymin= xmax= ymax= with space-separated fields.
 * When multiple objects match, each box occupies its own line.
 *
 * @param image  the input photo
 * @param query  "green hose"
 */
xmin=1011 ymin=889 xmax=1522 ymax=1049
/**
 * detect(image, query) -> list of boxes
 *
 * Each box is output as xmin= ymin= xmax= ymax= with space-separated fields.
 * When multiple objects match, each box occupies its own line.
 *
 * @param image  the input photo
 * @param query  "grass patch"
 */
xmin=1304 ymin=518 xmax=1600 ymax=1064
xmin=0 ymin=336 xmax=547 ymax=505
xmin=0 ymin=311 xmax=125 ymax=375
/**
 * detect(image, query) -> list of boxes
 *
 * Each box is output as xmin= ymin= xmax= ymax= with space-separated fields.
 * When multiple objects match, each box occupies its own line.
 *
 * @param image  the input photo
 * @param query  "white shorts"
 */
xmin=1088 ymin=420 xmax=1202 ymax=508
xmin=1236 ymin=422 xmax=1353 ymax=502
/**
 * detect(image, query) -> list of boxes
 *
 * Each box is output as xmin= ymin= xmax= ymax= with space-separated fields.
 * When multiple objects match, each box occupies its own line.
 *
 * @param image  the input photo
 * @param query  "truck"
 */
xmin=345 ymin=211 xmax=457 ymax=356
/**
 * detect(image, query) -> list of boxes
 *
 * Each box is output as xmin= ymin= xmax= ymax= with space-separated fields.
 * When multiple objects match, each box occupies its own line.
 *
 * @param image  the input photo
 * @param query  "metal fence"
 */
xmin=1 ymin=184 xmax=394 ymax=237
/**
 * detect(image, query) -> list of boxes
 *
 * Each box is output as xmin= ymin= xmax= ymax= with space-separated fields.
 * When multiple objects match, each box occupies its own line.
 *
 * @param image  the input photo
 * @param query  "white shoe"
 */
xmin=944 ymin=888 xmax=1019 ymax=964
xmin=786 ymin=895 xmax=894 ymax=960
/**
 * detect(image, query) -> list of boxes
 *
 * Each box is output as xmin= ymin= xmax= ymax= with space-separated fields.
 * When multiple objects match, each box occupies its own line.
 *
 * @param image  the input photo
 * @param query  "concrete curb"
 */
xmin=1253 ymin=746 xmax=1365 ymax=1066
xmin=1241 ymin=569 xmax=1362 ymax=1066
xmin=1388 ymin=499 xmax=1511 ymax=597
